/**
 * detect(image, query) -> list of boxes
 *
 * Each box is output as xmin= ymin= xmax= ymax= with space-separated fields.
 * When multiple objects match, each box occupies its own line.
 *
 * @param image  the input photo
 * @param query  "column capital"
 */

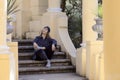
xmin=47 ymin=8 xmax=62 ymax=12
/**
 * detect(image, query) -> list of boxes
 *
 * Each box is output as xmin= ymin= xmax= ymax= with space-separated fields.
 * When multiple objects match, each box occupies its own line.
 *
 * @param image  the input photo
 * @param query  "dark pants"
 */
xmin=32 ymin=49 xmax=54 ymax=60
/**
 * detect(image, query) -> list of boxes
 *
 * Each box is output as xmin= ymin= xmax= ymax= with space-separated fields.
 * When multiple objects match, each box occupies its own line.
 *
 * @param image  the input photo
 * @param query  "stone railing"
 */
xmin=57 ymin=26 xmax=76 ymax=66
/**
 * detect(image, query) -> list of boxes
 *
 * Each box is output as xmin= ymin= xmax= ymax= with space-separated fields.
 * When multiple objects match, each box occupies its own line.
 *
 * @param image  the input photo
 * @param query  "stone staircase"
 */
xmin=18 ymin=40 xmax=76 ymax=75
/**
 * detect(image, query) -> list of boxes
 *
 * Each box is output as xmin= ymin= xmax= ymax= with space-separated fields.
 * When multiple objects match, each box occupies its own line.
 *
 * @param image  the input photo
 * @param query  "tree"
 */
xmin=61 ymin=0 xmax=82 ymax=48
xmin=7 ymin=0 xmax=19 ymax=22
xmin=98 ymin=0 xmax=102 ymax=4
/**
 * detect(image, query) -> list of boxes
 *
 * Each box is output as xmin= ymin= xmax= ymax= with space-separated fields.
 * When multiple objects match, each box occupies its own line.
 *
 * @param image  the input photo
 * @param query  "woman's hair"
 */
xmin=40 ymin=26 xmax=51 ymax=39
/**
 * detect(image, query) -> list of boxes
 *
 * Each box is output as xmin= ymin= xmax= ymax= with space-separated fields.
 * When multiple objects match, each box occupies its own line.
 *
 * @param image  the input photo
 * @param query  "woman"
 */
xmin=32 ymin=26 xmax=57 ymax=68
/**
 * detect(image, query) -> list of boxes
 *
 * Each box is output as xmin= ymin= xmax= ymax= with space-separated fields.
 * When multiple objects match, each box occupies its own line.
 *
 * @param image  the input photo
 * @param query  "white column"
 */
xmin=76 ymin=0 xmax=98 ymax=77
xmin=47 ymin=0 xmax=62 ymax=12
xmin=84 ymin=0 xmax=98 ymax=78
xmin=0 ymin=0 xmax=7 ymax=46
xmin=82 ymin=0 xmax=98 ymax=42
xmin=16 ymin=0 xmax=23 ymax=39
xmin=0 ymin=1 xmax=15 ymax=80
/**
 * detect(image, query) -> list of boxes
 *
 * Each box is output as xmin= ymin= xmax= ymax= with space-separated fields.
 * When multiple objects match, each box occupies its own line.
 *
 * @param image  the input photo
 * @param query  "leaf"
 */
xmin=8 ymin=5 xmax=19 ymax=15
xmin=7 ymin=0 xmax=12 ymax=8
xmin=7 ymin=0 xmax=19 ymax=15
xmin=98 ymin=4 xmax=102 ymax=18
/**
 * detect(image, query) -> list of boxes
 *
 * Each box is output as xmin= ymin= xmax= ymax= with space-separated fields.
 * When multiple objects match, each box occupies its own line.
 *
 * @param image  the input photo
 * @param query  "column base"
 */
xmin=76 ymin=47 xmax=86 ymax=77
xmin=0 ymin=44 xmax=16 ymax=80
xmin=86 ymin=41 xmax=103 ymax=80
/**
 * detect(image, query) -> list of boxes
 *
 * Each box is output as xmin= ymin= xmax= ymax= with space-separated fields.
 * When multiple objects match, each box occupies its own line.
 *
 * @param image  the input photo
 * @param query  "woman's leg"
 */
xmin=32 ymin=51 xmax=37 ymax=60
xmin=44 ymin=49 xmax=55 ymax=67
xmin=33 ymin=49 xmax=48 ymax=60
xmin=33 ymin=49 xmax=51 ymax=67
xmin=40 ymin=50 xmax=48 ymax=60
xmin=45 ymin=49 xmax=54 ymax=60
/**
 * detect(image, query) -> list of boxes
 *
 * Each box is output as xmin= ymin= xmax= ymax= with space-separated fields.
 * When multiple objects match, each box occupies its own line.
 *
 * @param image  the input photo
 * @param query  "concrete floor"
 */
xmin=19 ymin=73 xmax=86 ymax=80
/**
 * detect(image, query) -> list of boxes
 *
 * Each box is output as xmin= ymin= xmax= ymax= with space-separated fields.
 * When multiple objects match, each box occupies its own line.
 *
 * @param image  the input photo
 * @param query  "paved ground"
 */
xmin=19 ymin=73 xmax=86 ymax=80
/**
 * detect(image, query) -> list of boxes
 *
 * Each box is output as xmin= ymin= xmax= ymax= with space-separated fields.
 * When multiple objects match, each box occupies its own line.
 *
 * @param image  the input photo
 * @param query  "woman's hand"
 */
xmin=33 ymin=43 xmax=46 ymax=50
xmin=38 ymin=46 xmax=46 ymax=50
xmin=33 ymin=42 xmax=39 ymax=50
xmin=42 ymin=47 xmax=46 ymax=50
xmin=52 ymin=44 xmax=56 ymax=51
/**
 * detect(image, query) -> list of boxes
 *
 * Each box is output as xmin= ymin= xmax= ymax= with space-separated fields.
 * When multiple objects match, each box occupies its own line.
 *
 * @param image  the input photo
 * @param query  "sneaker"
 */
xmin=46 ymin=60 xmax=51 ymax=68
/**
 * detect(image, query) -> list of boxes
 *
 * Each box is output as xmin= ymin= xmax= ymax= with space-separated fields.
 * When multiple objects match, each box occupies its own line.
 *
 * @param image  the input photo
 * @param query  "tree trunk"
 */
xmin=61 ymin=0 xmax=66 ymax=12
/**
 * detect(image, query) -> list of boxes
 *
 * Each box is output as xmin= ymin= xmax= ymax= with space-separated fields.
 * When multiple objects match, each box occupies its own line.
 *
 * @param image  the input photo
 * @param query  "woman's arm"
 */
xmin=33 ymin=42 xmax=46 ymax=50
xmin=33 ymin=36 xmax=46 ymax=50
xmin=51 ymin=39 xmax=57 ymax=51
xmin=33 ymin=42 xmax=39 ymax=50
xmin=52 ymin=39 xmax=57 ymax=46
xmin=52 ymin=44 xmax=56 ymax=51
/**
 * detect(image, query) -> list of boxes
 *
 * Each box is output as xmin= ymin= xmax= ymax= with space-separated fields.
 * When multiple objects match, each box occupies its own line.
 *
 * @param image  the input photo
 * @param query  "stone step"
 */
xmin=17 ymin=39 xmax=61 ymax=48
xmin=19 ymin=59 xmax=71 ymax=67
xmin=18 ymin=46 xmax=34 ymax=53
xmin=19 ymin=73 xmax=88 ymax=80
xmin=19 ymin=52 xmax=66 ymax=60
xmin=13 ymin=39 xmax=33 ymax=46
xmin=16 ymin=39 xmax=61 ymax=47
xmin=18 ymin=45 xmax=61 ymax=53
xmin=16 ymin=39 xmax=61 ymax=52
xmin=17 ymin=39 xmax=75 ymax=75
xmin=19 ymin=66 xmax=75 ymax=75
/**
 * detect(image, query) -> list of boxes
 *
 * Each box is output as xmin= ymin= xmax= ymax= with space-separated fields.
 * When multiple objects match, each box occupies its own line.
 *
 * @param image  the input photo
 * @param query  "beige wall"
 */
xmin=14 ymin=0 xmax=31 ymax=39
xmin=14 ymin=0 xmax=48 ymax=39
xmin=22 ymin=0 xmax=31 ymax=35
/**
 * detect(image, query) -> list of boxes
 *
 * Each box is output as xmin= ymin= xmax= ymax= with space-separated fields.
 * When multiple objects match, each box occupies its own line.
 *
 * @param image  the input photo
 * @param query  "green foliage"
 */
xmin=68 ymin=16 xmax=82 ymax=48
xmin=98 ymin=4 xmax=102 ymax=18
xmin=62 ymin=0 xmax=82 ymax=48
xmin=7 ymin=0 xmax=19 ymax=16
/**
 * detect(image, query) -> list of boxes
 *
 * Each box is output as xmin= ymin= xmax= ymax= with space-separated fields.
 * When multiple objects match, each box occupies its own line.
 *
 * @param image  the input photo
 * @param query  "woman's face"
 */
xmin=42 ymin=28 xmax=48 ymax=35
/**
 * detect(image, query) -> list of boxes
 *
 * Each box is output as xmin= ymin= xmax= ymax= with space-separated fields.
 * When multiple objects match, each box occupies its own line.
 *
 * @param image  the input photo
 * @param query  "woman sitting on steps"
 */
xmin=32 ymin=26 xmax=57 ymax=68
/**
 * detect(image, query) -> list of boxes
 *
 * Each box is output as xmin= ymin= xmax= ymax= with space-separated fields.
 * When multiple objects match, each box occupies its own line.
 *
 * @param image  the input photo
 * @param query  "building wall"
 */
xmin=21 ymin=0 xmax=31 ymax=38
xmin=13 ymin=0 xmax=48 ymax=39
